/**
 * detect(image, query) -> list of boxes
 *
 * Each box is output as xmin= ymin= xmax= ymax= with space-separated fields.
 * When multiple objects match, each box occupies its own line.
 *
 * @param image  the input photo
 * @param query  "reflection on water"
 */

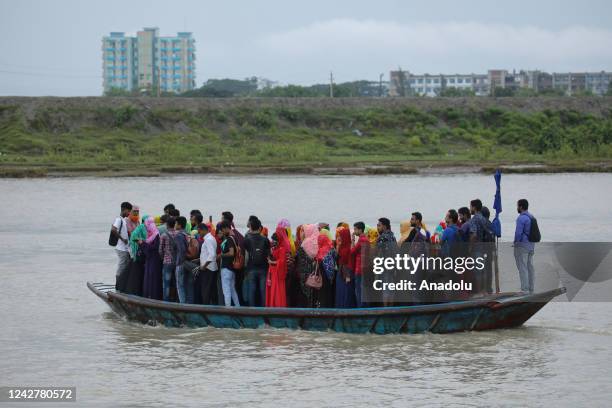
xmin=1 ymin=174 xmax=612 ymax=406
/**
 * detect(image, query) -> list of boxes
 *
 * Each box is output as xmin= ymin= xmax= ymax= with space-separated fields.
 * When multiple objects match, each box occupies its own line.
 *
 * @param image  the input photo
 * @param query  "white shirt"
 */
xmin=113 ymin=216 xmax=129 ymax=252
xmin=200 ymin=233 xmax=218 ymax=271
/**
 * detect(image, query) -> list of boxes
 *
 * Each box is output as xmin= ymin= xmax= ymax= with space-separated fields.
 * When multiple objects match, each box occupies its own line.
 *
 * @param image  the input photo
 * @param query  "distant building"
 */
xmin=102 ymin=27 xmax=196 ymax=94
xmin=389 ymin=71 xmax=488 ymax=96
xmin=390 ymin=68 xmax=611 ymax=97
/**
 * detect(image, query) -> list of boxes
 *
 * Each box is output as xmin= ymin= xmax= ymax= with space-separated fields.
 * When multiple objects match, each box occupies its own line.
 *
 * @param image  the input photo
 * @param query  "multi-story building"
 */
xmin=102 ymin=27 xmax=196 ymax=94
xmin=585 ymin=71 xmax=612 ymax=95
xmin=389 ymin=71 xmax=489 ymax=96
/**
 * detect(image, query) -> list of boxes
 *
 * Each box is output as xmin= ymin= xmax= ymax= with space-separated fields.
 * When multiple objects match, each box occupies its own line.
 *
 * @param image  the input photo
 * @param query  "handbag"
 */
xmin=305 ymin=262 xmax=323 ymax=290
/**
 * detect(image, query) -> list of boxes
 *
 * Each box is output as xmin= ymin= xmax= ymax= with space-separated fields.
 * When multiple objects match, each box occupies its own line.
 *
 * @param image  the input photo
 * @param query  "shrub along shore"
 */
xmin=0 ymin=96 xmax=611 ymax=177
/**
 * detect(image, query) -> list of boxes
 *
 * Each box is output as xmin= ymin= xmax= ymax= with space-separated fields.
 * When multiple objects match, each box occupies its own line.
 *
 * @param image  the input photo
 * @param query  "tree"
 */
xmin=181 ymin=78 xmax=258 ymax=97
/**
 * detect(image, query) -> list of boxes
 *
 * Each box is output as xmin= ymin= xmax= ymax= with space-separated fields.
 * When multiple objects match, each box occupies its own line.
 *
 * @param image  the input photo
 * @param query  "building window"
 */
xmin=434 ymin=78 xmax=439 ymax=84
xmin=426 ymin=79 xmax=431 ymax=84
xmin=458 ymin=78 xmax=464 ymax=84
xmin=449 ymin=78 xmax=455 ymax=84
xmin=465 ymin=78 xmax=471 ymax=83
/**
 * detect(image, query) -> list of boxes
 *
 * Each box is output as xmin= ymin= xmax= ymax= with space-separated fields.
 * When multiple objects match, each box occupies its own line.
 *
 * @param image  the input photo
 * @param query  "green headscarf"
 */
xmin=129 ymin=215 xmax=149 ymax=261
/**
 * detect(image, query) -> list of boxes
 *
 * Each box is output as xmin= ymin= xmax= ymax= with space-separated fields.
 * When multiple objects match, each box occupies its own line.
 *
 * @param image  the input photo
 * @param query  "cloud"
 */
xmin=252 ymin=19 xmax=612 ymax=82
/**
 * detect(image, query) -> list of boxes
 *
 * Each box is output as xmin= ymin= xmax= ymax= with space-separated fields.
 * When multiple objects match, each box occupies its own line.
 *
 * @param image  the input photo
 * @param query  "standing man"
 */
xmin=112 ymin=201 xmax=132 ymax=291
xmin=197 ymin=223 xmax=219 ymax=305
xmin=441 ymin=209 xmax=459 ymax=258
xmin=514 ymin=199 xmax=536 ymax=293
xmin=218 ymin=221 xmax=241 ymax=306
xmin=376 ymin=217 xmax=397 ymax=306
xmin=468 ymin=199 xmax=489 ymax=295
xmin=159 ymin=216 xmax=178 ymax=302
xmin=243 ymin=218 xmax=270 ymax=307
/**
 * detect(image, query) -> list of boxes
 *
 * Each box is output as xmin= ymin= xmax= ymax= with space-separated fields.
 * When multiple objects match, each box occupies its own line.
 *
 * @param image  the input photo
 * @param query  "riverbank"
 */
xmin=1 ymin=161 xmax=610 ymax=178
xmin=1 ymin=96 xmax=611 ymax=177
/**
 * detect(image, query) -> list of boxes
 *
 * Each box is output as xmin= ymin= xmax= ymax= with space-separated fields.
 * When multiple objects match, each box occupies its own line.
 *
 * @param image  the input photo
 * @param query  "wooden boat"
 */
xmin=87 ymin=282 xmax=565 ymax=335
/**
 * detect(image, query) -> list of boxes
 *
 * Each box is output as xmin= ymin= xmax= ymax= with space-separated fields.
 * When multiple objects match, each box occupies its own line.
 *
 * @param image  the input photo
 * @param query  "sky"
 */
xmin=0 ymin=0 xmax=611 ymax=96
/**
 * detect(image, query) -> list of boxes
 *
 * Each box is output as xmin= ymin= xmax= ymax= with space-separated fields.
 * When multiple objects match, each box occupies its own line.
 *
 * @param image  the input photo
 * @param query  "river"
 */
xmin=1 ymin=173 xmax=611 ymax=406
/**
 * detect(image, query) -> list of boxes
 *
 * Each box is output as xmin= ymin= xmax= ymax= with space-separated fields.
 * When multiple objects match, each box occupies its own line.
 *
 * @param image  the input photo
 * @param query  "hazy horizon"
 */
xmin=1 ymin=0 xmax=611 ymax=96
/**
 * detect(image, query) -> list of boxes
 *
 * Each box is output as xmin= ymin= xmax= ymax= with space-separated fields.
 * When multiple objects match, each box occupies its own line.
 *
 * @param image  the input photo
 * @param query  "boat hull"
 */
xmin=87 ymin=282 xmax=565 ymax=335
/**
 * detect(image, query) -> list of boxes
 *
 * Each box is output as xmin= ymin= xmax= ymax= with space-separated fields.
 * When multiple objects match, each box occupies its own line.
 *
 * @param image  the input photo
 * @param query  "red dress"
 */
xmin=266 ymin=227 xmax=289 ymax=307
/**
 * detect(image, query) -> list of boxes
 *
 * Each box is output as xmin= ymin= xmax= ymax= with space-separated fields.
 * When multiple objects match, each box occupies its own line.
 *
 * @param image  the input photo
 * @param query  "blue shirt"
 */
xmin=441 ymin=224 xmax=458 ymax=257
xmin=514 ymin=211 xmax=535 ymax=251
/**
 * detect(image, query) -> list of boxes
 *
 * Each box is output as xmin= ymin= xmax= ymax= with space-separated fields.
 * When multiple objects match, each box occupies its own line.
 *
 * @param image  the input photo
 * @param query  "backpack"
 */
xmin=528 ymin=215 xmax=541 ymax=243
xmin=248 ymin=234 xmax=269 ymax=267
xmin=108 ymin=217 xmax=123 ymax=247
xmin=229 ymin=236 xmax=244 ymax=270
xmin=186 ymin=237 xmax=200 ymax=260
xmin=481 ymin=220 xmax=495 ymax=243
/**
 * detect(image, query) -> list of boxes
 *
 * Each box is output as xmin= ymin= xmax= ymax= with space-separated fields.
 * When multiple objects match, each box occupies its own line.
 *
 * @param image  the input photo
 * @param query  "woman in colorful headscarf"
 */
xmin=126 ymin=206 xmax=141 ymax=237
xmin=277 ymin=219 xmax=296 ymax=256
xmin=286 ymin=224 xmax=303 ymax=306
xmin=266 ymin=227 xmax=290 ymax=307
xmin=315 ymin=233 xmax=335 ymax=308
xmin=142 ymin=217 xmax=163 ymax=300
xmin=398 ymin=220 xmax=413 ymax=247
xmin=335 ymin=227 xmax=356 ymax=308
xmin=295 ymin=224 xmax=319 ymax=307
xmin=125 ymin=214 xmax=148 ymax=296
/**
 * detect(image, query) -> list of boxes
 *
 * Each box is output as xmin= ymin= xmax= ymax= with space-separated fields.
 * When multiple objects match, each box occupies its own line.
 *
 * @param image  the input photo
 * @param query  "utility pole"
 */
xmin=329 ymin=71 xmax=334 ymax=98
xmin=379 ymin=73 xmax=384 ymax=97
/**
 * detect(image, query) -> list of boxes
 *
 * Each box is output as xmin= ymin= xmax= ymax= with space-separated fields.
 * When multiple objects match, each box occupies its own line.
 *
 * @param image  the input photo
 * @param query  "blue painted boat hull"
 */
xmin=87 ymin=282 xmax=565 ymax=334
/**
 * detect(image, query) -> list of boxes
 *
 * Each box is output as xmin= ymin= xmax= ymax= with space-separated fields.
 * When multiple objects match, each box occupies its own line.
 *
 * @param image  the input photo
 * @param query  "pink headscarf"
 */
xmin=145 ymin=217 xmax=159 ymax=244
xmin=301 ymin=224 xmax=319 ymax=259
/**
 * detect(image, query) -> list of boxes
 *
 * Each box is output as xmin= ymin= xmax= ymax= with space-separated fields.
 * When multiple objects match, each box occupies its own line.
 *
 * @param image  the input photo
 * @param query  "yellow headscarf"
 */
xmin=286 ymin=227 xmax=296 ymax=256
xmin=399 ymin=220 xmax=413 ymax=245
xmin=365 ymin=225 xmax=379 ymax=245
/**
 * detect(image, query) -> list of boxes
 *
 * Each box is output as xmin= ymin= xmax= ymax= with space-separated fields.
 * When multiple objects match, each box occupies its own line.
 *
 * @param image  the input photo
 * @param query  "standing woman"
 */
xmin=335 ymin=227 xmax=356 ymax=308
xmin=315 ymin=233 xmax=335 ymax=308
xmin=286 ymin=224 xmax=304 ymax=307
xmin=296 ymin=224 xmax=319 ymax=308
xmin=266 ymin=228 xmax=289 ymax=307
xmin=142 ymin=217 xmax=163 ymax=300
xmin=126 ymin=206 xmax=141 ymax=237
xmin=125 ymin=215 xmax=148 ymax=296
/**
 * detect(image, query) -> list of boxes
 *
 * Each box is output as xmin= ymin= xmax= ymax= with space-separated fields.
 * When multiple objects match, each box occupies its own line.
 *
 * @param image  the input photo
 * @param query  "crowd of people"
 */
xmin=109 ymin=198 xmax=538 ymax=308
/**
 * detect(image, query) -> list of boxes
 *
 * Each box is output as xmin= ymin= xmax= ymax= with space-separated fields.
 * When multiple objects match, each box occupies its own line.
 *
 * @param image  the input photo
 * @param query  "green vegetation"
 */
xmin=180 ymin=78 xmax=384 ymax=98
xmin=0 ymin=101 xmax=611 ymax=176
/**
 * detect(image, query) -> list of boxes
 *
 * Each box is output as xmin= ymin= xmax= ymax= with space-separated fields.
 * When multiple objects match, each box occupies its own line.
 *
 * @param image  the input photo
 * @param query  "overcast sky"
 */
xmin=1 ymin=0 xmax=611 ymax=96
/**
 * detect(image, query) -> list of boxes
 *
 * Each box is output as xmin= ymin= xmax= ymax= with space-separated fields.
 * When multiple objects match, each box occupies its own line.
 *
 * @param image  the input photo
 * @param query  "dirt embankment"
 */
xmin=2 ymin=96 xmax=612 ymax=120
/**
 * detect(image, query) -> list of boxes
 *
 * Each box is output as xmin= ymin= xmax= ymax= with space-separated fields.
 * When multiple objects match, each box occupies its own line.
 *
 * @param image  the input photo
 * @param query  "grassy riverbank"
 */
xmin=1 ymin=97 xmax=611 ymax=177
